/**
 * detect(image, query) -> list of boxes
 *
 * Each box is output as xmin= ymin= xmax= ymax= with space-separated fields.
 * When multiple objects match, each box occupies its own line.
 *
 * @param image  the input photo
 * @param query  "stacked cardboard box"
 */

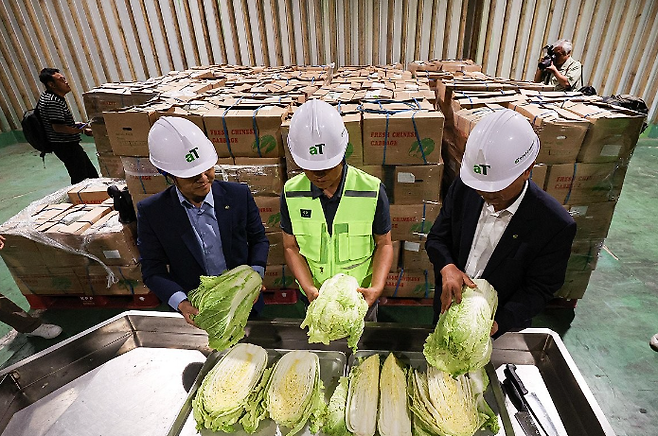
xmin=0 ymin=180 xmax=149 ymax=304
xmin=435 ymin=64 xmax=647 ymax=300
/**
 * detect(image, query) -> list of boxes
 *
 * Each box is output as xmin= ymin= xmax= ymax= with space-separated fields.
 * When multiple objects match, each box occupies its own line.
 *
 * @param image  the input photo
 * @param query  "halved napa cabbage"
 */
xmin=192 ymin=343 xmax=269 ymax=433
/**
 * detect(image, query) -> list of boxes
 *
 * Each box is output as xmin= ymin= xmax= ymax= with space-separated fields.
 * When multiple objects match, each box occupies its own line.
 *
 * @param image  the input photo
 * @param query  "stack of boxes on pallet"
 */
xmin=84 ymin=64 xmax=445 ymax=303
xmin=0 ymin=180 xmax=158 ymax=308
xmin=424 ymin=60 xmax=646 ymax=300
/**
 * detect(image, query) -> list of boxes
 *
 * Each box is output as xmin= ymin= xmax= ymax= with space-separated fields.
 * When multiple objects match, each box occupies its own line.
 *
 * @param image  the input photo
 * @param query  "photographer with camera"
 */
xmin=534 ymin=39 xmax=582 ymax=91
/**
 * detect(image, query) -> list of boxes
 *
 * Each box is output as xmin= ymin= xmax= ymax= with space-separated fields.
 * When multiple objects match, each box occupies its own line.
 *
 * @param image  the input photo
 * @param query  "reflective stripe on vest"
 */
xmin=284 ymin=166 xmax=380 ymax=290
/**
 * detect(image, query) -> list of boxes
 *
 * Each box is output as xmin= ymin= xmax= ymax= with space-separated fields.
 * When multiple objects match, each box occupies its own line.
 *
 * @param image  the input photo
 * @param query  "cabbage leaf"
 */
xmin=346 ymin=353 xmax=380 ymax=436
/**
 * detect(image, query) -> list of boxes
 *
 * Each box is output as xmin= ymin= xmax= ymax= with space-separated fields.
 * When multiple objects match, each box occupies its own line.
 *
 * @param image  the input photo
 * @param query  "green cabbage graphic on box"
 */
xmin=273 ymin=275 xmax=295 ymax=287
xmin=267 ymin=212 xmax=281 ymax=227
xmin=408 ymin=138 xmax=435 ymax=160
xmin=252 ymin=134 xmax=278 ymax=155
xmin=345 ymin=142 xmax=354 ymax=159
xmin=410 ymin=221 xmax=431 ymax=234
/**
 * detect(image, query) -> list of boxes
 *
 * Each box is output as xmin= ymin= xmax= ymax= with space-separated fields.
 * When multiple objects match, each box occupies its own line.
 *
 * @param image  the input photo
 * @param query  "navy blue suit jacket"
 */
xmin=425 ymin=178 xmax=576 ymax=335
xmin=137 ymin=181 xmax=269 ymax=305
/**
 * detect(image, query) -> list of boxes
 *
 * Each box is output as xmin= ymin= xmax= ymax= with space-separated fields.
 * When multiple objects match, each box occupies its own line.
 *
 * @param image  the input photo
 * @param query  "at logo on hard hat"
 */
xmin=309 ymin=144 xmax=325 ymax=155
xmin=185 ymin=147 xmax=200 ymax=162
xmin=473 ymin=164 xmax=491 ymax=175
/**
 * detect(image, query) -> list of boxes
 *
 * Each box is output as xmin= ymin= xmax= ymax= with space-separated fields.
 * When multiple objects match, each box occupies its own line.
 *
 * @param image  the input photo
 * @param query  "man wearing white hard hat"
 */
xmin=280 ymin=100 xmax=394 ymax=317
xmin=426 ymin=109 xmax=576 ymax=336
xmin=137 ymin=117 xmax=269 ymax=326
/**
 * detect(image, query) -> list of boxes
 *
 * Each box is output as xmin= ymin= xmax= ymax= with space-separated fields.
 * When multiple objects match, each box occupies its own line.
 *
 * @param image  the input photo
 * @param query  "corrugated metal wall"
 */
xmin=1 ymin=0 xmax=656 ymax=133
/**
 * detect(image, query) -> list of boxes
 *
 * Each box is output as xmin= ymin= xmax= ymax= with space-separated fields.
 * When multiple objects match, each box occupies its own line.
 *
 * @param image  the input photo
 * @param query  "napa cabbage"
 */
xmin=423 ymin=278 xmax=498 ymax=376
xmin=346 ymin=353 xmax=380 ymax=436
xmin=192 ymin=343 xmax=269 ymax=433
xmin=408 ymin=366 xmax=499 ymax=436
xmin=378 ymin=353 xmax=412 ymax=436
xmin=265 ymin=350 xmax=326 ymax=436
xmin=323 ymin=376 xmax=351 ymax=436
xmin=300 ymin=273 xmax=368 ymax=352
xmin=189 ymin=265 xmax=263 ymax=351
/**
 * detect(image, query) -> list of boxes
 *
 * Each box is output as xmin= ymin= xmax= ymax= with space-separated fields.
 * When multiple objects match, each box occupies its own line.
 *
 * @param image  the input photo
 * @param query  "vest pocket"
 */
xmin=338 ymin=221 xmax=373 ymax=262
xmin=294 ymin=220 xmax=323 ymax=262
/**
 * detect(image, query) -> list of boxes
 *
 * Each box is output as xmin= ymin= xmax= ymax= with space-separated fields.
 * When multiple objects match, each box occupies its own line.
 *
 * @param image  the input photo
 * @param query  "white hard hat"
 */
xmin=287 ymin=99 xmax=348 ymax=171
xmin=460 ymin=109 xmax=540 ymax=192
xmin=148 ymin=116 xmax=218 ymax=178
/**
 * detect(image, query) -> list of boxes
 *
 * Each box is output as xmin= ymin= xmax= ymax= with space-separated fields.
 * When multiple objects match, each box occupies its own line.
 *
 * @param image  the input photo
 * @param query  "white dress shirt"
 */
xmin=465 ymin=181 xmax=529 ymax=279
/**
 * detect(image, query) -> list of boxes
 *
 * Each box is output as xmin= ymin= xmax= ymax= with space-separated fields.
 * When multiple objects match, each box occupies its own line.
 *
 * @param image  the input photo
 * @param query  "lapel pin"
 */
xmin=225 ymin=205 xmax=230 ymax=209
xmin=512 ymin=234 xmax=518 ymax=239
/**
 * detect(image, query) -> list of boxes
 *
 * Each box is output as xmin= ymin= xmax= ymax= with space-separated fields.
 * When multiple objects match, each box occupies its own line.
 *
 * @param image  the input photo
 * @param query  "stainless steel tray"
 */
xmin=0 ymin=312 xmax=615 ymax=436
xmin=350 ymin=350 xmax=513 ymax=436
xmin=170 ymin=349 xmax=347 ymax=436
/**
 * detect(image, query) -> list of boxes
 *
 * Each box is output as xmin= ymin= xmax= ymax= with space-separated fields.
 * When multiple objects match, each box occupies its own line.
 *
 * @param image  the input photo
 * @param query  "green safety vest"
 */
xmin=284 ymin=165 xmax=380 ymax=291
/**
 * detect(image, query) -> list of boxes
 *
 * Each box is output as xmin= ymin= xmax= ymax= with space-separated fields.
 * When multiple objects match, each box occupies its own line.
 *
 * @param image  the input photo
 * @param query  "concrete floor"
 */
xmin=0 ymin=138 xmax=657 ymax=435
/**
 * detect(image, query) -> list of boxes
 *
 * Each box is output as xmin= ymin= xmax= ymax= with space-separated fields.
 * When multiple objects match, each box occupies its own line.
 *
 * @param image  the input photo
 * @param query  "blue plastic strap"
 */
xmin=564 ymin=163 xmax=578 ymax=204
xmin=392 ymin=269 xmax=404 ymax=297
xmin=424 ymin=269 xmax=430 ymax=298
xmin=221 ymin=96 xmax=244 ymax=158
xmin=383 ymin=113 xmax=390 ymax=165
xmin=252 ymin=105 xmax=266 ymax=157
xmin=411 ymin=111 xmax=428 ymax=164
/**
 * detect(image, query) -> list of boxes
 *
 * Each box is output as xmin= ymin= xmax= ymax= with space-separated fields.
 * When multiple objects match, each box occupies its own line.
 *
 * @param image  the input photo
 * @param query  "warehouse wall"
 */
xmin=1 ymin=0 xmax=657 ymax=133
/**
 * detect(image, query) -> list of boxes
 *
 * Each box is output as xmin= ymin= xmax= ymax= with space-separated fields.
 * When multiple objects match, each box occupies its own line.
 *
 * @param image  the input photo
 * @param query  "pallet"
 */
xmin=380 ymin=297 xmax=434 ymax=307
xmin=263 ymin=289 xmax=298 ymax=305
xmin=24 ymin=292 xmax=161 ymax=310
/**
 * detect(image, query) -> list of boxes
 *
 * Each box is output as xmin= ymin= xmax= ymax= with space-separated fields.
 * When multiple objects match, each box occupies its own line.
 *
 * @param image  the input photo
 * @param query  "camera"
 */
xmin=538 ymin=45 xmax=555 ymax=70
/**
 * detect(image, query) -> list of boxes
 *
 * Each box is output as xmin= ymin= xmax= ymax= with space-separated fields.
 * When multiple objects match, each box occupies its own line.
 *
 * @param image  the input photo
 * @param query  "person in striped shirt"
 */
xmin=37 ymin=68 xmax=98 ymax=184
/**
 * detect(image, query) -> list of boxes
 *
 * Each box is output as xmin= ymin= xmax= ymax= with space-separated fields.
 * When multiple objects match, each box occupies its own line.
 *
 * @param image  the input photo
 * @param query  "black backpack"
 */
xmin=21 ymin=106 xmax=52 ymax=159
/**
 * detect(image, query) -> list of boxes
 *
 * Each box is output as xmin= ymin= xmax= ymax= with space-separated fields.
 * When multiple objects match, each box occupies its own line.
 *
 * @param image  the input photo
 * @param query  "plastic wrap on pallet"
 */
xmin=215 ymin=159 xmax=286 ymax=197
xmin=0 ymin=179 xmax=127 ymax=287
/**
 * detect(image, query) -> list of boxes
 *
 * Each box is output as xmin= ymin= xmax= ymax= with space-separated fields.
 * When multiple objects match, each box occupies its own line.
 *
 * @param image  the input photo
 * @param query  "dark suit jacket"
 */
xmin=425 ymin=178 xmax=576 ymax=335
xmin=137 ymin=181 xmax=269 ymax=305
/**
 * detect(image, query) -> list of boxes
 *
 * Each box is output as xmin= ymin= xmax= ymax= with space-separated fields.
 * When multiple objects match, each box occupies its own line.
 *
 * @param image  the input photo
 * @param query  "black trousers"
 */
xmin=51 ymin=141 xmax=99 ymax=184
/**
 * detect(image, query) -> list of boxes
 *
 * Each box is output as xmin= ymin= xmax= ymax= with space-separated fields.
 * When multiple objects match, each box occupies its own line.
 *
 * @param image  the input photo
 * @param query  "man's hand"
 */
xmin=304 ymin=286 xmax=320 ymax=303
xmin=490 ymin=321 xmax=499 ymax=337
xmin=178 ymin=300 xmax=199 ymax=327
xmin=440 ymin=264 xmax=476 ymax=313
xmin=357 ymin=286 xmax=381 ymax=307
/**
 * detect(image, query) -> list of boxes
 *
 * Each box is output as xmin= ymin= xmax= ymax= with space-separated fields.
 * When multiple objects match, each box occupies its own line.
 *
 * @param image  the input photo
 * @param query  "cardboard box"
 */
xmin=121 ymin=156 xmax=172 ymax=195
xmin=262 ymin=264 xmax=296 ymax=290
xmin=509 ymin=102 xmax=589 ymax=164
xmin=216 ymin=158 xmax=286 ymax=197
xmin=530 ymin=163 xmax=548 ymax=190
xmin=555 ymin=269 xmax=592 ymax=299
xmin=393 ymin=163 xmax=443 ymax=204
xmin=203 ymin=105 xmax=289 ymax=158
xmin=254 ymin=196 xmax=281 ymax=233
xmin=383 ymin=269 xmax=435 ymax=298
xmin=0 ymin=233 xmax=44 ymax=268
xmin=557 ymin=102 xmax=645 ymax=163
xmin=389 ymin=202 xmax=441 ymax=241
xmin=83 ymin=87 xmax=158 ymax=119
xmin=68 ymin=181 xmax=126 ymax=205
xmin=74 ymin=263 xmax=149 ymax=296
xmin=567 ymin=201 xmax=617 ymax=239
xmin=545 ymin=162 xmax=627 ymax=204
xmin=104 ymin=108 xmax=160 ymax=157
xmin=452 ymin=105 xmax=506 ymax=154
xmin=32 ymin=203 xmax=74 ymax=224
xmin=8 ymin=264 xmax=85 ymax=295
xmin=400 ymin=240 xmax=433 ymax=271
xmin=362 ymin=101 xmax=444 ymax=165
xmin=83 ymin=211 xmax=139 ymax=266
xmin=568 ymin=238 xmax=604 ymax=272
xmin=97 ymin=152 xmax=125 ymax=179
xmin=90 ymin=120 xmax=113 ymax=154
xmin=266 ymin=231 xmax=285 ymax=266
